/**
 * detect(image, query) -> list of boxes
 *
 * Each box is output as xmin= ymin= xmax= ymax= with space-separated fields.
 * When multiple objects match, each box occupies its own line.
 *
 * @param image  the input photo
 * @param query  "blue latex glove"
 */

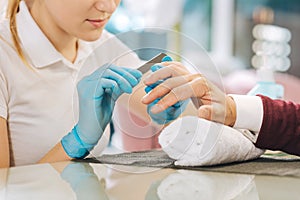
xmin=62 ymin=64 xmax=142 ymax=158
xmin=145 ymin=56 xmax=189 ymax=125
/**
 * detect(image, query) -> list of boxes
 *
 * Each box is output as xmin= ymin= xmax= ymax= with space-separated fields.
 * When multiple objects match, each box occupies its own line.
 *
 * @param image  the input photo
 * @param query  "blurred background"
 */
xmin=105 ymin=0 xmax=300 ymax=102
xmin=1 ymin=0 xmax=299 ymax=101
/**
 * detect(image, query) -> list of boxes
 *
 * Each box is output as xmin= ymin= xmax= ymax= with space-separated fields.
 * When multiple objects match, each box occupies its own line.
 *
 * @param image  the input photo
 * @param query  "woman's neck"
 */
xmin=28 ymin=1 xmax=78 ymax=63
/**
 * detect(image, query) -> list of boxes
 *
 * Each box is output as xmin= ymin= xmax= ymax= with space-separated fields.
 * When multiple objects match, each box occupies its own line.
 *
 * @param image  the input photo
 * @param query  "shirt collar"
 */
xmin=17 ymin=1 xmax=62 ymax=68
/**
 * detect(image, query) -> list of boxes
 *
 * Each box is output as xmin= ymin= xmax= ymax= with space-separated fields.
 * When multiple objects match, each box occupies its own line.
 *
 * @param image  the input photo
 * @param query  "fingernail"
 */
xmin=151 ymin=104 xmax=163 ymax=113
xmin=141 ymin=94 xmax=149 ymax=103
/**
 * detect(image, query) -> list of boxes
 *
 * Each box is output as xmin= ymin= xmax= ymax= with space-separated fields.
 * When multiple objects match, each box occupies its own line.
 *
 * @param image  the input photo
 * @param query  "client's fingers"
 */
xmin=142 ymin=75 xmax=193 ymax=104
xmin=148 ymin=75 xmax=206 ymax=113
xmin=144 ymin=62 xmax=189 ymax=85
xmin=198 ymin=105 xmax=212 ymax=121
xmin=198 ymin=103 xmax=227 ymax=125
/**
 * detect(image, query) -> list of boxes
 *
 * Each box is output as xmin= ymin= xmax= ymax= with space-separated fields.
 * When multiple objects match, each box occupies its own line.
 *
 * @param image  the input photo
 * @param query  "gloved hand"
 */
xmin=145 ymin=56 xmax=189 ymax=125
xmin=62 ymin=64 xmax=142 ymax=158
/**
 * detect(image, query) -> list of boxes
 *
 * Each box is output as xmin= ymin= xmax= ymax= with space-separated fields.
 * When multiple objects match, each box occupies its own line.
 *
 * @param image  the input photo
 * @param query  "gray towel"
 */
xmin=81 ymin=150 xmax=300 ymax=178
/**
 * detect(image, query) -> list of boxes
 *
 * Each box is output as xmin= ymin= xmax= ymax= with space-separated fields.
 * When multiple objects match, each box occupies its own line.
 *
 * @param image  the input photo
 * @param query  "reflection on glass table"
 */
xmin=146 ymin=170 xmax=258 ymax=200
xmin=0 ymin=162 xmax=108 ymax=200
xmin=1 ymin=161 xmax=300 ymax=200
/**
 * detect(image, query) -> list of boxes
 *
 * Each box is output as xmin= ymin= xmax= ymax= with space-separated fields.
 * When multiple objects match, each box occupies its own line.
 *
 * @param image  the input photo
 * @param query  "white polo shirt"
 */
xmin=0 ymin=1 xmax=142 ymax=166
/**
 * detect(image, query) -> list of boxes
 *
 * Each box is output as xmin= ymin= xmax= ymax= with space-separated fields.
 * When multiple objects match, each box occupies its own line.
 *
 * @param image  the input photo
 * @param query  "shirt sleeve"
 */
xmin=0 ymin=70 xmax=8 ymax=119
xmin=230 ymin=94 xmax=264 ymax=133
xmin=255 ymin=95 xmax=300 ymax=156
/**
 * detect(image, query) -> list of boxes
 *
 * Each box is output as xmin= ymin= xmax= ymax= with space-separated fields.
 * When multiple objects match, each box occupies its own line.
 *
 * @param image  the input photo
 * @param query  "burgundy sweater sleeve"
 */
xmin=255 ymin=95 xmax=300 ymax=156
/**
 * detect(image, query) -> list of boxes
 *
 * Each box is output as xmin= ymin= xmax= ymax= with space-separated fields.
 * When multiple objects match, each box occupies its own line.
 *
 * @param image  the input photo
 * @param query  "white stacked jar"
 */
xmin=247 ymin=24 xmax=292 ymax=99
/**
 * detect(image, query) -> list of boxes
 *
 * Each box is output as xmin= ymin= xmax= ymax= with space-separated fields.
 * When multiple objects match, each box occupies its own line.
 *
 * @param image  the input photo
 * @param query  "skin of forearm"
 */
xmin=0 ymin=118 xmax=10 ymax=168
xmin=38 ymin=142 xmax=71 ymax=164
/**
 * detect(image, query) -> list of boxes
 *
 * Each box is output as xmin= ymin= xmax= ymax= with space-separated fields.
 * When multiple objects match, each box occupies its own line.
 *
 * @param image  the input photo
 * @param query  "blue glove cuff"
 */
xmin=61 ymin=126 xmax=95 ymax=159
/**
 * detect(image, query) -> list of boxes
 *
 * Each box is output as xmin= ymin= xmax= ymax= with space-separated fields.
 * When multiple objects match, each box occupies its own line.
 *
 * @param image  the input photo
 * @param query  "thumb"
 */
xmin=198 ymin=105 xmax=212 ymax=121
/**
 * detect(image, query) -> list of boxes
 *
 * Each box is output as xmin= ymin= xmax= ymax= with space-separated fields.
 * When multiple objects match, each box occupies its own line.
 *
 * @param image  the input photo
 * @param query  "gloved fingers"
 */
xmin=164 ymin=106 xmax=178 ymax=116
xmin=147 ymin=103 xmax=172 ymax=125
xmin=109 ymin=66 xmax=141 ymax=88
xmin=150 ymin=64 xmax=164 ymax=72
xmin=102 ymin=69 xmax=134 ymax=94
xmin=95 ymin=78 xmax=122 ymax=100
xmin=147 ymin=97 xmax=189 ymax=125
xmin=145 ymin=85 xmax=153 ymax=94
xmin=161 ymin=55 xmax=173 ymax=62
xmin=117 ymin=66 xmax=143 ymax=81
xmin=147 ymin=98 xmax=161 ymax=112
xmin=84 ymin=65 xmax=141 ymax=90
xmin=147 ymin=100 xmax=158 ymax=113
xmin=173 ymin=101 xmax=182 ymax=108
xmin=172 ymin=99 xmax=190 ymax=109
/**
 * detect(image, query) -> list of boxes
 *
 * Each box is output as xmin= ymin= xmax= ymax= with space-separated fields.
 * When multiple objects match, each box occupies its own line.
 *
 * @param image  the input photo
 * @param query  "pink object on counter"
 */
xmin=113 ymin=98 xmax=163 ymax=152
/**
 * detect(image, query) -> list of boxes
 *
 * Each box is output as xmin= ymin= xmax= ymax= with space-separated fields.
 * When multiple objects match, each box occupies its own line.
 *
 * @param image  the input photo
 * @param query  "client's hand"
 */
xmin=142 ymin=61 xmax=236 ymax=126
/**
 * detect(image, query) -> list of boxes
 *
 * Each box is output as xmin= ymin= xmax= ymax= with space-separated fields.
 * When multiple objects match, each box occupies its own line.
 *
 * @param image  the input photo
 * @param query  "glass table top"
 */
xmin=1 ymin=161 xmax=299 ymax=200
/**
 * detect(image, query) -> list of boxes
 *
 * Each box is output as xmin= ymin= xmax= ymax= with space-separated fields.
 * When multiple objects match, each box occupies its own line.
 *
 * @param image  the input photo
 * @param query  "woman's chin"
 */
xmin=79 ymin=29 xmax=104 ymax=42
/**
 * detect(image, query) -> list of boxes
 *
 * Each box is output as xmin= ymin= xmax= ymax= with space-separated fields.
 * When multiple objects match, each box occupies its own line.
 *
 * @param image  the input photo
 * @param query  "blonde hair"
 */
xmin=7 ymin=0 xmax=30 ymax=66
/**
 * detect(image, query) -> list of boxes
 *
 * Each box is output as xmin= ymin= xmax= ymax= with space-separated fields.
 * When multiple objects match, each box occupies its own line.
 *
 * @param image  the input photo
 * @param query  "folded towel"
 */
xmin=159 ymin=116 xmax=265 ymax=166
